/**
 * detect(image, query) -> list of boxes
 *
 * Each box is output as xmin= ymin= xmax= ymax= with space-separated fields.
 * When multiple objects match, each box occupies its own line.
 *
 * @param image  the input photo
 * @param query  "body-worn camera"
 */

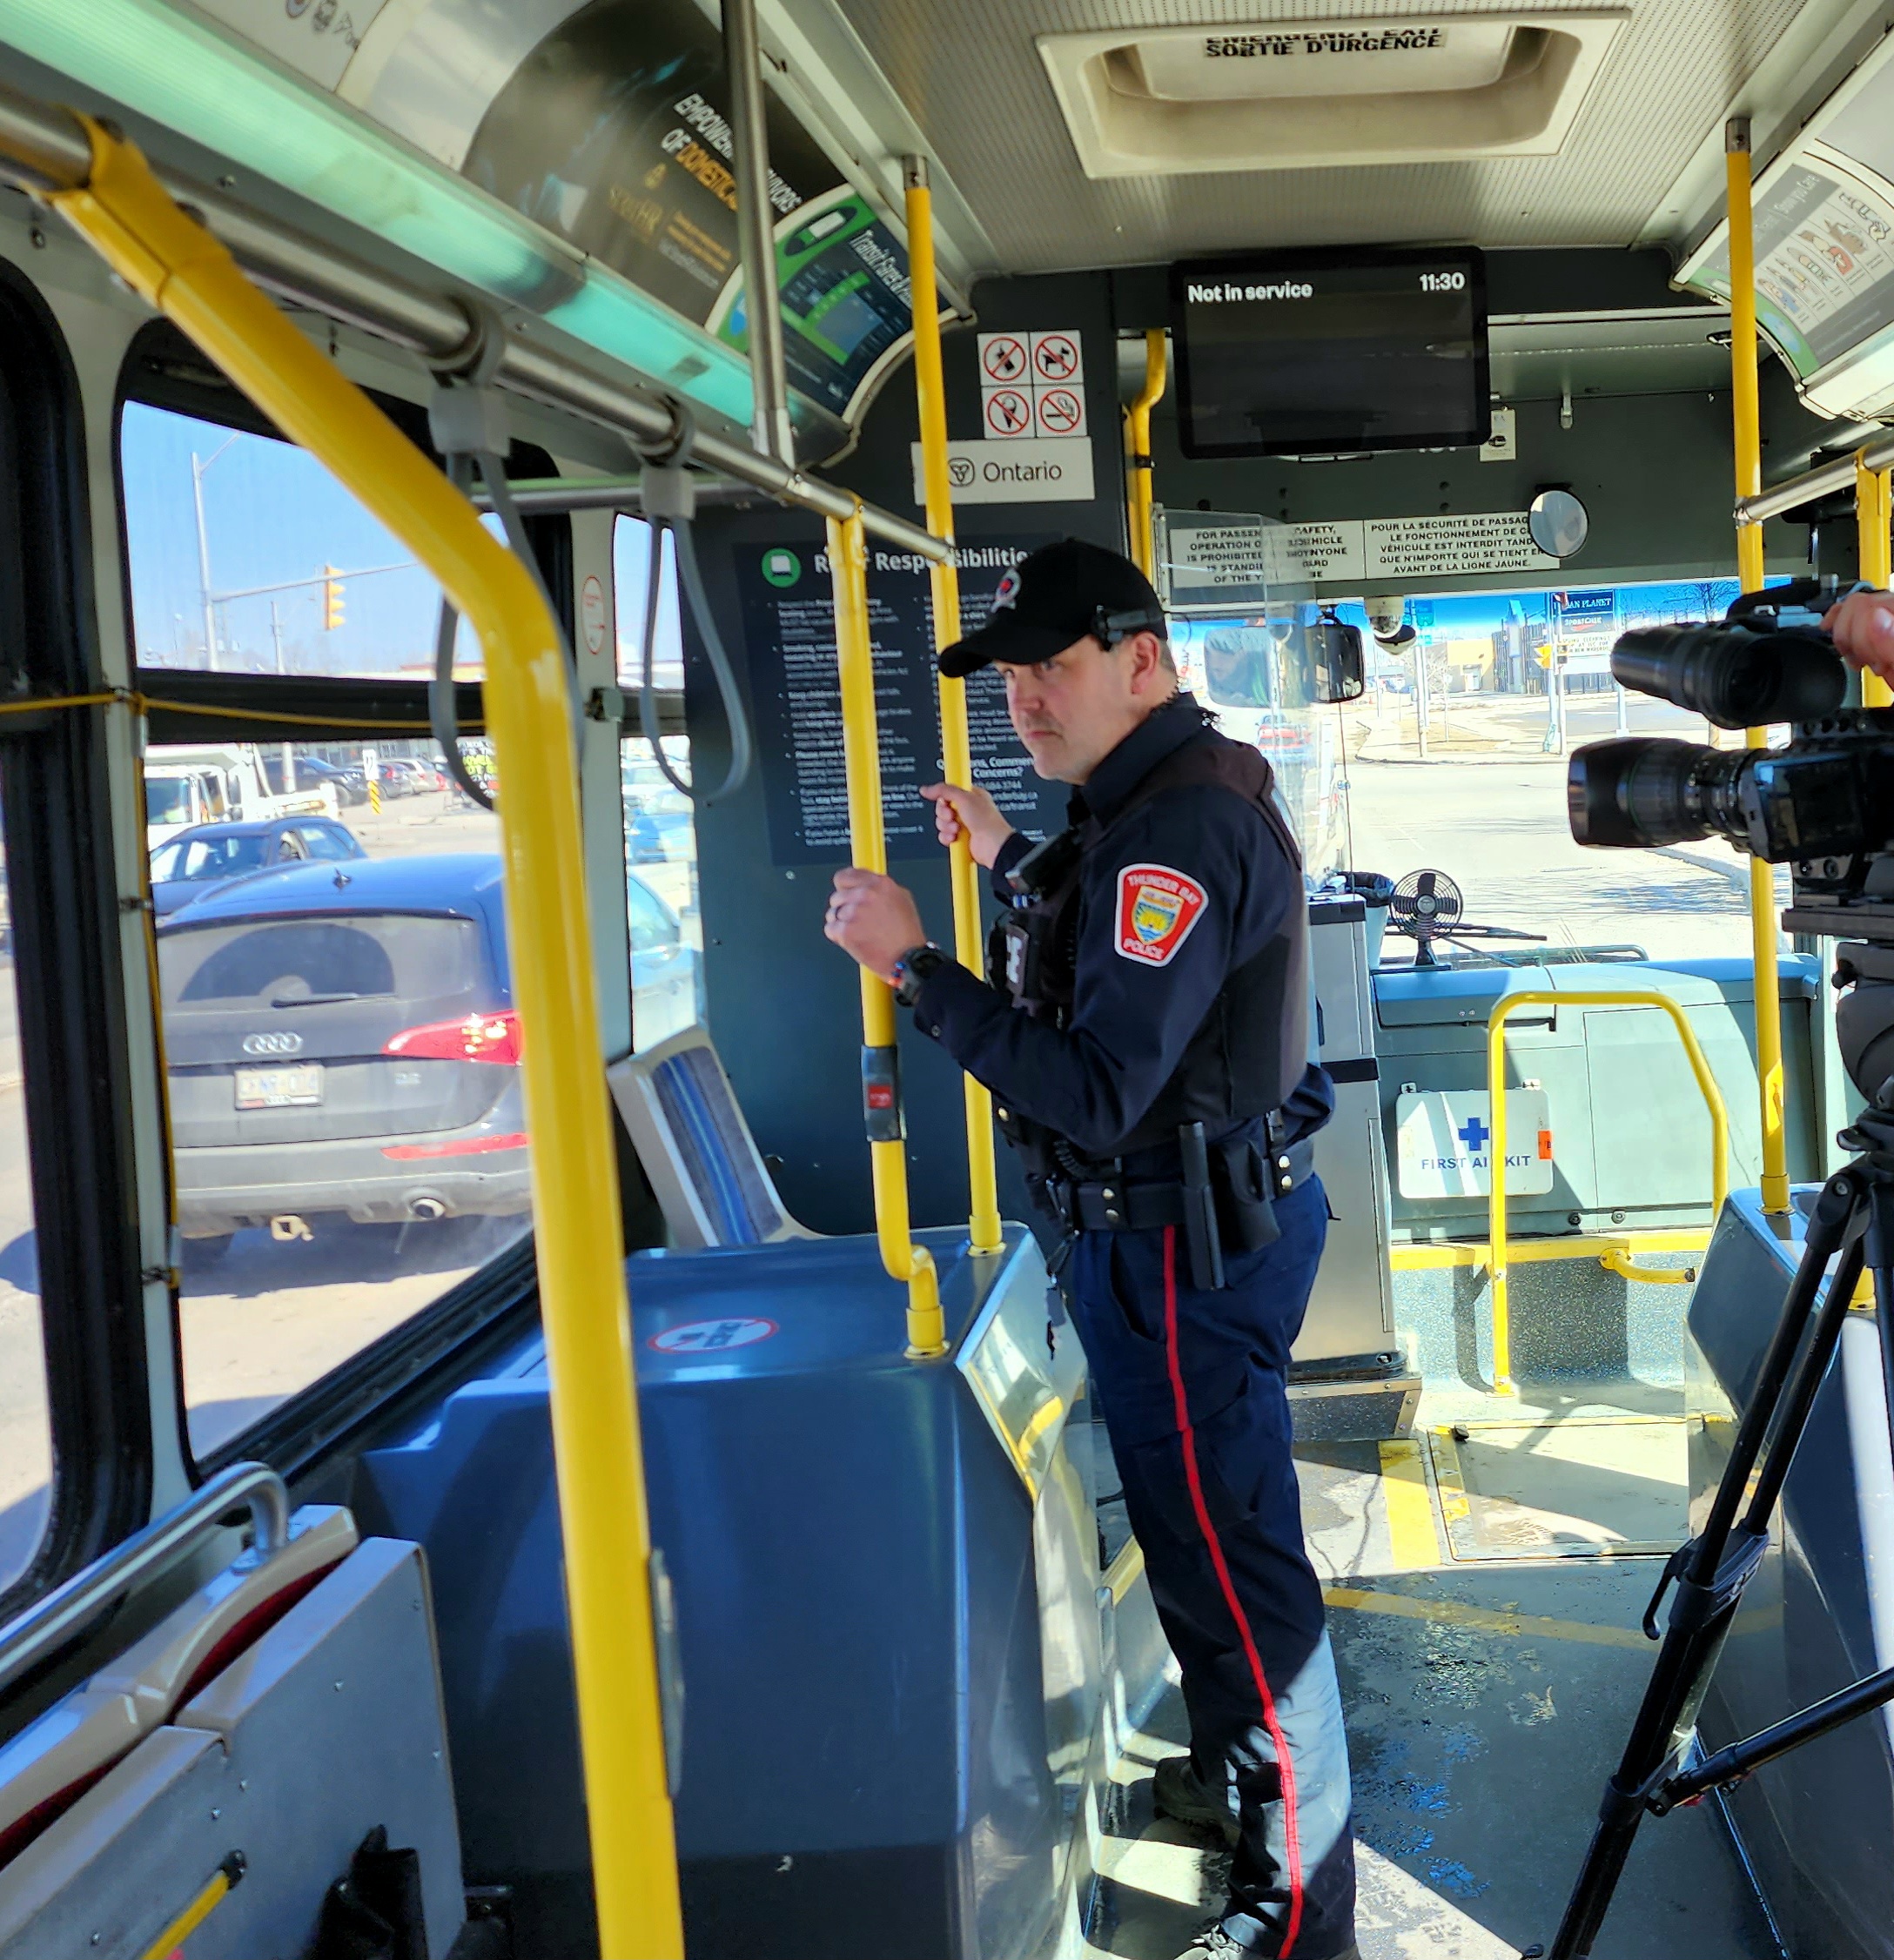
xmin=1567 ymin=580 xmax=1894 ymax=940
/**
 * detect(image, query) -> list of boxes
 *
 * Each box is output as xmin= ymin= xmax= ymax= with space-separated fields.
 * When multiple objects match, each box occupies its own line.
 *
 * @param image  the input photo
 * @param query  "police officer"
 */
xmin=823 ymin=538 xmax=1356 ymax=1960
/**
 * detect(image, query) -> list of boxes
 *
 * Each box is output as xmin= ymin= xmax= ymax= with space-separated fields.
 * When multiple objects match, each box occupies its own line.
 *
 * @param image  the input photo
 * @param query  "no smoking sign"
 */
xmin=1036 ymin=387 xmax=1083 ymax=436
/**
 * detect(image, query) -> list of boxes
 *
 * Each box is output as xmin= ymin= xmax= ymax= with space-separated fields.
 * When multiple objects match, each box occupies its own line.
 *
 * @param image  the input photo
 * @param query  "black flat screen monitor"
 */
xmin=1170 ymin=246 xmax=1489 ymax=458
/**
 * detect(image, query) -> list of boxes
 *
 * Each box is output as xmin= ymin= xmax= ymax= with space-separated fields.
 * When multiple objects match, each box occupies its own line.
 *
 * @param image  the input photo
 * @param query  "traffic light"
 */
xmin=322 ymin=565 xmax=345 ymax=632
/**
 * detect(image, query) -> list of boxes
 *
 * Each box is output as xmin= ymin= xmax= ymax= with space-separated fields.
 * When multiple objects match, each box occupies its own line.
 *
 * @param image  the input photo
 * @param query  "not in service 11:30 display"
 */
xmin=1169 ymin=245 xmax=1489 ymax=459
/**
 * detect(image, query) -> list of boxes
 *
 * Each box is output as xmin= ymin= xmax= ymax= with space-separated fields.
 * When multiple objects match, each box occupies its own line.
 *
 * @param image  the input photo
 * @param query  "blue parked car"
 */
xmin=156 ymin=853 xmax=699 ymax=1249
xmin=149 ymin=816 xmax=366 ymax=916
xmin=156 ymin=854 xmax=528 ymax=1247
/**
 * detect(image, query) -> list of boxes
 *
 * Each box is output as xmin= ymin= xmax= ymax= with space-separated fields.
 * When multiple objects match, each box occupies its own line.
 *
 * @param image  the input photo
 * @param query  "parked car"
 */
xmin=374 ymin=759 xmax=429 ymax=797
xmin=623 ymin=789 xmax=695 ymax=864
xmin=628 ymin=869 xmax=701 ymax=1046
xmin=156 ymin=854 xmax=529 ymax=1246
xmin=149 ymin=817 xmax=366 ymax=916
xmin=387 ymin=758 xmax=446 ymax=795
xmin=295 ymin=755 xmax=368 ymax=808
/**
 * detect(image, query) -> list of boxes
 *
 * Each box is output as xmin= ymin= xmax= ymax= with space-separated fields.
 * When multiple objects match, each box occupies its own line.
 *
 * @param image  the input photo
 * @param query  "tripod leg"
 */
xmin=1548 ymin=1178 xmax=1866 ymax=1960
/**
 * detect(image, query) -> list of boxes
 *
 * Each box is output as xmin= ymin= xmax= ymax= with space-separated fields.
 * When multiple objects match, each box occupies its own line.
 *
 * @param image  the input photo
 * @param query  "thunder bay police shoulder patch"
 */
xmin=1115 ymin=863 xmax=1207 ymax=965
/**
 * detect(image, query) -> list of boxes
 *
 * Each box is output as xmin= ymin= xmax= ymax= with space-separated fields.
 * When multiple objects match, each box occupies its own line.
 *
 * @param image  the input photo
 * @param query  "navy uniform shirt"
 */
xmin=911 ymin=694 xmax=1333 ymax=1162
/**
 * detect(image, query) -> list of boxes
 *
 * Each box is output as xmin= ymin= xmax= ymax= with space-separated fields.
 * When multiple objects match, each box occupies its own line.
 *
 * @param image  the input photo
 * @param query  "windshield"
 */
xmin=146 ymin=777 xmax=197 ymax=827
xmin=155 ymin=835 xmax=271 ymax=883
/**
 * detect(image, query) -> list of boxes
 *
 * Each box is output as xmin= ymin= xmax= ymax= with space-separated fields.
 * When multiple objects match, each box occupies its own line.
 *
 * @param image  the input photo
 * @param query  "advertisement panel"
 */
xmin=464 ymin=0 xmax=923 ymax=424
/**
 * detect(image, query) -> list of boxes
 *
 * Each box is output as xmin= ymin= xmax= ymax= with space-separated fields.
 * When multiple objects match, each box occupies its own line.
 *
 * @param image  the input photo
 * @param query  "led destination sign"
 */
xmin=1171 ymin=245 xmax=1488 ymax=459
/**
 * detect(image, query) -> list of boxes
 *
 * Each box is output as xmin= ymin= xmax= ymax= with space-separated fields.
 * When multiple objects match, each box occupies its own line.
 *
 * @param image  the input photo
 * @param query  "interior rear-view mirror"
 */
xmin=1310 ymin=615 xmax=1366 ymax=704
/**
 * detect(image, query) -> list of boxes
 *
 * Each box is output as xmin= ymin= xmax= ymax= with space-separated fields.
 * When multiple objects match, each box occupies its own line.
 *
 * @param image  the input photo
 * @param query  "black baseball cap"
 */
xmin=938 ymin=537 xmax=1166 ymax=678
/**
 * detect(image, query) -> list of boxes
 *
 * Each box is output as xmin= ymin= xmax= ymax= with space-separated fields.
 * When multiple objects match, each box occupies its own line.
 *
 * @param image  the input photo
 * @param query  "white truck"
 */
xmin=145 ymin=744 xmax=336 ymax=850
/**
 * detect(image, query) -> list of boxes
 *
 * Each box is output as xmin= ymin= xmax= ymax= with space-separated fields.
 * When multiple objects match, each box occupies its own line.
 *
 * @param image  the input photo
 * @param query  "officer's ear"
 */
xmin=1124 ymin=629 xmax=1173 ymax=695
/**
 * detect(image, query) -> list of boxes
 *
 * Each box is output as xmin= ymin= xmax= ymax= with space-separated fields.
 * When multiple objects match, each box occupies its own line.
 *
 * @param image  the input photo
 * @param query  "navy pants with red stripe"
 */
xmin=1069 ymin=1176 xmax=1355 ymax=1958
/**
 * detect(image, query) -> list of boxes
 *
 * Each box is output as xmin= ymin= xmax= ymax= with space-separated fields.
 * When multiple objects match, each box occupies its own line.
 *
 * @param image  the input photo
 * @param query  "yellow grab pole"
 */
xmin=1727 ymin=117 xmax=1790 ymax=1215
xmin=828 ymin=507 xmax=948 ymax=1355
xmin=37 ymin=118 xmax=683 ymax=1957
xmin=1125 ymin=329 xmax=1167 ymax=579
xmin=1488 ymin=990 xmax=1728 ymax=1398
xmin=1860 ymin=453 xmax=1894 ymax=708
xmin=903 ymin=158 xmax=1002 ymax=1255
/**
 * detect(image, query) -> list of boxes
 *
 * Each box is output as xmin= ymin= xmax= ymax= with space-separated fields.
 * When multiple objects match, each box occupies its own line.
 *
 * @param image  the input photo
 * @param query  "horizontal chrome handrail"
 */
xmin=0 ymin=1460 xmax=289 ymax=1701
xmin=1737 ymin=429 xmax=1894 ymax=526
xmin=0 ymin=80 xmax=951 ymax=566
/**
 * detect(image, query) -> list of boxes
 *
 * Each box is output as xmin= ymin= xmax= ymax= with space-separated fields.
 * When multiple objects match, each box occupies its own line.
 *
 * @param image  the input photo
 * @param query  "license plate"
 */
xmin=235 ymin=1064 xmax=324 ymax=1110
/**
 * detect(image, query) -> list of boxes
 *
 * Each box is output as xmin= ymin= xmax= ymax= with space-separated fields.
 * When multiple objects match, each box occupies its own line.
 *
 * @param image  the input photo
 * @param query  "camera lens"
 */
xmin=1568 ymin=737 xmax=1750 ymax=849
xmin=1610 ymin=624 xmax=1846 ymax=730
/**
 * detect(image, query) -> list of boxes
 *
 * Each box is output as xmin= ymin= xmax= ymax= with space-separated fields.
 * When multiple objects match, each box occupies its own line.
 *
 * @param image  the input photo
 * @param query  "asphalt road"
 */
xmin=1347 ymin=688 xmax=1784 ymax=965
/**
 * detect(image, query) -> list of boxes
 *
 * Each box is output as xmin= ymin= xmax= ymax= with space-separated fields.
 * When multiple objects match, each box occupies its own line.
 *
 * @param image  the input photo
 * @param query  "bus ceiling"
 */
xmin=3 ymin=0 xmax=1894 ymax=459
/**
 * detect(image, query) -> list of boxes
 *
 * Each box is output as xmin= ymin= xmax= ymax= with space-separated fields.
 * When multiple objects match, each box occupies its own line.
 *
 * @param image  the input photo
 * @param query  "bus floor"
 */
xmin=1085 ymin=1438 xmax=1782 ymax=1960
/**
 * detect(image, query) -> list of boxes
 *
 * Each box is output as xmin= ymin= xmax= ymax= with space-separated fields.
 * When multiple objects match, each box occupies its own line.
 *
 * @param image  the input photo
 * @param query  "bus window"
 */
xmin=121 ymin=399 xmax=487 ymax=681
xmin=0 ymin=818 xmax=49 ymax=1592
xmin=615 ymin=516 xmax=705 ymax=1050
xmin=122 ymin=388 xmax=541 ymax=1459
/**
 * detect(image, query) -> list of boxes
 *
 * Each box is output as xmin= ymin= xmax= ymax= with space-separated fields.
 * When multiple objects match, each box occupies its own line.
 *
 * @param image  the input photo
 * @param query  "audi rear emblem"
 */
xmin=242 ymin=1031 xmax=304 ymax=1057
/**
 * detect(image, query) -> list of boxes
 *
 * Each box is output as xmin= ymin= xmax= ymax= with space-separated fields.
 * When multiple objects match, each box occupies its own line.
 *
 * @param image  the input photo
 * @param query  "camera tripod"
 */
xmin=1545 ymin=1084 xmax=1894 ymax=1957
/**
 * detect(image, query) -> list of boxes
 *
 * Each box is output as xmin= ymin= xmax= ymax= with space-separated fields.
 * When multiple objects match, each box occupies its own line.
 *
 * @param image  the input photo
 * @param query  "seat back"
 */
xmin=609 ymin=1027 xmax=813 ymax=1246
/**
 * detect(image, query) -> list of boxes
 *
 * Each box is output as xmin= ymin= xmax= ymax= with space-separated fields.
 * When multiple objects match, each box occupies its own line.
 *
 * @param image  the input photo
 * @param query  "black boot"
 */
xmin=1152 ymin=1753 xmax=1239 ymax=1848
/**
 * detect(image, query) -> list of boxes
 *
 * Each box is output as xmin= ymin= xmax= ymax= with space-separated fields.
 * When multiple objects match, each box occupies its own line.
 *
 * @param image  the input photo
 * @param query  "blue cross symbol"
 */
xmin=1458 ymin=1116 xmax=1490 ymax=1153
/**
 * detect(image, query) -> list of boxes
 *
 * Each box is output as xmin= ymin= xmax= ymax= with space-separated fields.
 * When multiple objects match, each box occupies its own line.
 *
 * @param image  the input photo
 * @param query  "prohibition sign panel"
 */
xmin=648 ymin=1315 xmax=780 ymax=1353
xmin=984 ymin=387 xmax=1034 ymax=438
xmin=1035 ymin=386 xmax=1084 ymax=436
xmin=1031 ymin=332 xmax=1082 ymax=382
xmin=978 ymin=332 xmax=1028 ymax=383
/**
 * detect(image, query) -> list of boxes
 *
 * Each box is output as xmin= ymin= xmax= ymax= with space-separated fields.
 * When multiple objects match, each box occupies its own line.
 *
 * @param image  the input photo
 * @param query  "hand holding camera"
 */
xmin=1826 ymin=587 xmax=1894 ymax=684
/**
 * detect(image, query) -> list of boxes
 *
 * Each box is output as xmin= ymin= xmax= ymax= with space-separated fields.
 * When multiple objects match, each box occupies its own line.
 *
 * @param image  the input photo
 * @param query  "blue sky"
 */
xmin=1324 ymin=580 xmax=1746 ymax=641
xmin=121 ymin=401 xmax=685 ymax=681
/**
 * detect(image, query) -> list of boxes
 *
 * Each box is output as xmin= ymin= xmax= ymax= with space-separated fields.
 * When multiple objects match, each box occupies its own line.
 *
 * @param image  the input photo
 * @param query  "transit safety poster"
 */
xmin=737 ymin=534 xmax=1059 ymax=864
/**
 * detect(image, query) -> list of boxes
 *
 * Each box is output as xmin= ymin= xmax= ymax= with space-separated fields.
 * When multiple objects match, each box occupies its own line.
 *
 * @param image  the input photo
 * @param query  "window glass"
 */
xmin=146 ymin=731 xmax=532 ymax=1456
xmin=296 ymin=825 xmax=358 ymax=863
xmin=121 ymin=400 xmax=494 ymax=680
xmin=1206 ymin=579 xmax=1767 ymax=966
xmin=0 ymin=796 xmax=50 ymax=1591
xmin=614 ymin=517 xmax=704 ymax=1051
xmin=123 ymin=401 xmax=540 ymax=1455
xmin=1172 ymin=608 xmax=1348 ymax=881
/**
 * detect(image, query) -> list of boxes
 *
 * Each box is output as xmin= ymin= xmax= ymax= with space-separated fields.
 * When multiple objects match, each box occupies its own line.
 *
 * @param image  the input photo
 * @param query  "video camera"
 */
xmin=1567 ymin=578 xmax=1894 ymax=1095
xmin=1567 ymin=580 xmax=1894 ymax=934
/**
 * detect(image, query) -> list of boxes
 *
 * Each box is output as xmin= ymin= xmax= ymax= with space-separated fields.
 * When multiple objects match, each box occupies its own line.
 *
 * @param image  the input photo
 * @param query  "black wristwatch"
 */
xmin=892 ymin=943 xmax=950 ymax=1007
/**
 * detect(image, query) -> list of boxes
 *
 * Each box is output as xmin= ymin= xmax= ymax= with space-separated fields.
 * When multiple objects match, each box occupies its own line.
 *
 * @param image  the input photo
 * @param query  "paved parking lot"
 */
xmin=1347 ymin=688 xmax=1782 ymax=966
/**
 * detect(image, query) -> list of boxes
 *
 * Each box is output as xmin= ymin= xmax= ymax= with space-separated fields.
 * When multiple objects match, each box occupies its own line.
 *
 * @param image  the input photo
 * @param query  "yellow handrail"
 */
xmin=1859 ymin=452 xmax=1893 ymax=708
xmin=1125 ymin=329 xmax=1166 ymax=580
xmin=828 ymin=507 xmax=948 ymax=1356
xmin=1725 ymin=117 xmax=1789 ymax=1216
xmin=36 ymin=118 xmax=683 ymax=1957
xmin=1487 ymin=990 xmax=1728 ymax=1396
xmin=903 ymin=161 xmax=1002 ymax=1256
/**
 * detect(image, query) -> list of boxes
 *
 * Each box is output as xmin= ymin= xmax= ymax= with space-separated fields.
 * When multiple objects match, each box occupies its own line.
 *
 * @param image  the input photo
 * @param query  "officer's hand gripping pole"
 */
xmin=1545 ymin=1090 xmax=1894 ymax=1958
xmin=828 ymin=506 xmax=946 ymax=1359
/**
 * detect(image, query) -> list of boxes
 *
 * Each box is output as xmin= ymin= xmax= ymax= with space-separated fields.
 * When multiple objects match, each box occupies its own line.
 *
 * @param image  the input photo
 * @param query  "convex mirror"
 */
xmin=1528 ymin=488 xmax=1589 ymax=559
